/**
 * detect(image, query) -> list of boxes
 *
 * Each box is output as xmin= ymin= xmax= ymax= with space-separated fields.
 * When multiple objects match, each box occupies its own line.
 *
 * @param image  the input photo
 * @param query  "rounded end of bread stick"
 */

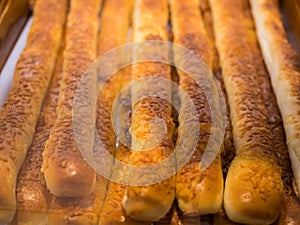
xmin=224 ymin=157 xmax=283 ymax=225
xmin=177 ymin=158 xmax=223 ymax=216
xmin=122 ymin=183 xmax=175 ymax=222
xmin=43 ymin=160 xmax=96 ymax=198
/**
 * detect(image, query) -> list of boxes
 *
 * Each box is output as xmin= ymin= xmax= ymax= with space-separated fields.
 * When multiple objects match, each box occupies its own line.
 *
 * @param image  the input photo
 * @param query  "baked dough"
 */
xmin=42 ymin=0 xmax=102 ymax=198
xmin=249 ymin=0 xmax=300 ymax=196
xmin=12 ymin=30 xmax=66 ymax=225
xmin=170 ymin=0 xmax=223 ymax=216
xmin=0 ymin=0 xmax=66 ymax=222
xmin=210 ymin=0 xmax=283 ymax=224
xmin=122 ymin=0 xmax=175 ymax=221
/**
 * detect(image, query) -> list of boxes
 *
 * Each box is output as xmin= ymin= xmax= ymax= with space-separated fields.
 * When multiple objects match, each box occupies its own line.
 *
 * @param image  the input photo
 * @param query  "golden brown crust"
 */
xmin=42 ymin=0 xmax=101 ymax=198
xmin=198 ymin=0 xmax=235 ymax=174
xmin=98 ymin=0 xmax=133 ymax=56
xmin=48 ymin=1 xmax=133 ymax=223
xmin=96 ymin=0 xmax=132 ymax=159
xmin=12 ymin=30 xmax=66 ymax=225
xmin=249 ymin=0 xmax=300 ymax=195
xmin=224 ymin=158 xmax=282 ymax=225
xmin=0 ymin=0 xmax=66 ymax=222
xmin=241 ymin=1 xmax=293 ymax=194
xmin=213 ymin=197 xmax=300 ymax=225
xmin=96 ymin=1 xmax=141 ymax=224
xmin=122 ymin=0 xmax=175 ymax=221
xmin=98 ymin=68 xmax=144 ymax=225
xmin=170 ymin=0 xmax=223 ymax=216
xmin=210 ymin=0 xmax=283 ymax=224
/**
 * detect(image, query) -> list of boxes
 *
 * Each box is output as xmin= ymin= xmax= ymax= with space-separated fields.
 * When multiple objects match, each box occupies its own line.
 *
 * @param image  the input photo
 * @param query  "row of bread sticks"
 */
xmin=0 ymin=0 xmax=300 ymax=224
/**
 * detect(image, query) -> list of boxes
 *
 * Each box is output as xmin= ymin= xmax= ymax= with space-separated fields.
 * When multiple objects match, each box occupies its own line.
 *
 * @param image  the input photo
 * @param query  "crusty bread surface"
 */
xmin=210 ymin=0 xmax=283 ymax=224
xmin=122 ymin=0 xmax=176 ymax=221
xmin=249 ymin=0 xmax=300 ymax=196
xmin=170 ymin=0 xmax=223 ymax=216
xmin=42 ymin=0 xmax=101 ymax=198
xmin=0 ymin=0 xmax=66 ymax=222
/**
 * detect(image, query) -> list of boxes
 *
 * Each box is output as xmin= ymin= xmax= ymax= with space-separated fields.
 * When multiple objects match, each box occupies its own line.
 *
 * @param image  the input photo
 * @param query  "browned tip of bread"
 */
xmin=122 ymin=181 xmax=174 ymax=222
xmin=42 ymin=157 xmax=96 ymax=197
xmin=176 ymin=158 xmax=223 ymax=216
xmin=224 ymin=157 xmax=283 ymax=225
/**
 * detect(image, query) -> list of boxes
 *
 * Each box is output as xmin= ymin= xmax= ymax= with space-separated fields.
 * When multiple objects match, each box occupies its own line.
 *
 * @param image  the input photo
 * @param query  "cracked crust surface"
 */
xmin=170 ymin=0 xmax=223 ymax=216
xmin=250 ymin=0 xmax=300 ymax=196
xmin=0 ymin=0 xmax=66 ymax=222
xmin=122 ymin=0 xmax=175 ymax=222
xmin=12 ymin=26 xmax=66 ymax=225
xmin=198 ymin=0 xmax=235 ymax=174
xmin=210 ymin=0 xmax=283 ymax=224
xmin=42 ymin=0 xmax=101 ymax=198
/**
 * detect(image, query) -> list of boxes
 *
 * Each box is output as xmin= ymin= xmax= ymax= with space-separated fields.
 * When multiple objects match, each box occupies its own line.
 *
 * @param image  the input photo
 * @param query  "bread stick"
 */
xmin=248 ymin=1 xmax=300 ymax=223
xmin=212 ymin=0 xmax=294 ymax=223
xmin=198 ymin=0 xmax=235 ymax=174
xmin=96 ymin=1 xmax=144 ymax=224
xmin=210 ymin=0 xmax=283 ymax=224
xmin=0 ymin=0 xmax=66 ymax=222
xmin=241 ymin=0 xmax=293 ymax=194
xmin=122 ymin=0 xmax=175 ymax=221
xmin=170 ymin=0 xmax=223 ymax=216
xmin=11 ymin=31 xmax=66 ymax=225
xmin=96 ymin=0 xmax=132 ymax=163
xmin=42 ymin=0 xmax=101 ymax=198
xmin=249 ymin=0 xmax=300 ymax=196
xmin=47 ymin=1 xmax=133 ymax=223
